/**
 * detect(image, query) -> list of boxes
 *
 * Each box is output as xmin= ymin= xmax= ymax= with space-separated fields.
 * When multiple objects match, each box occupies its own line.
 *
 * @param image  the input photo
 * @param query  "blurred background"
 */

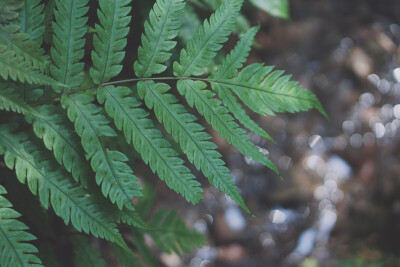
xmin=149 ymin=0 xmax=400 ymax=266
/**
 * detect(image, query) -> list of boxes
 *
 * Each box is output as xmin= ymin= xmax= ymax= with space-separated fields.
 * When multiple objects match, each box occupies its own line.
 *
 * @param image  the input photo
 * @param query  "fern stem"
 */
xmin=31 ymin=77 xmax=208 ymax=106
xmin=100 ymin=76 xmax=183 ymax=86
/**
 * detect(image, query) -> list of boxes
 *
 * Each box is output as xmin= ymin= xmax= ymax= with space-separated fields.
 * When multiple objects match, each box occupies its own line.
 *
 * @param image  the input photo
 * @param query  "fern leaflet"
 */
xmin=26 ymin=104 xmax=93 ymax=186
xmin=116 ymin=208 xmax=152 ymax=230
xmin=16 ymin=0 xmax=45 ymax=45
xmin=98 ymin=85 xmax=203 ymax=204
xmin=177 ymin=79 xmax=278 ymax=172
xmin=147 ymin=210 xmax=205 ymax=254
xmin=0 ymin=44 xmax=61 ymax=87
xmin=50 ymin=0 xmax=89 ymax=90
xmin=0 ymin=124 xmax=128 ymax=249
xmin=210 ymin=26 xmax=273 ymax=140
xmin=0 ymin=83 xmax=35 ymax=115
xmin=0 ymin=0 xmax=23 ymax=23
xmin=90 ymin=0 xmax=132 ymax=84
xmin=173 ymin=0 xmax=243 ymax=77
xmin=0 ymin=184 xmax=43 ymax=267
xmin=211 ymin=63 xmax=327 ymax=116
xmin=61 ymin=93 xmax=142 ymax=210
xmin=134 ymin=0 xmax=185 ymax=78
xmin=0 ymin=85 xmax=92 ymax=185
xmin=0 ymin=24 xmax=49 ymax=72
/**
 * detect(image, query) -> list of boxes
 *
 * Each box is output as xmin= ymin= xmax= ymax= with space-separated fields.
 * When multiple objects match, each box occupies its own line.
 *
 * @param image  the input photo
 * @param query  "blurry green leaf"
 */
xmin=249 ymin=0 xmax=289 ymax=19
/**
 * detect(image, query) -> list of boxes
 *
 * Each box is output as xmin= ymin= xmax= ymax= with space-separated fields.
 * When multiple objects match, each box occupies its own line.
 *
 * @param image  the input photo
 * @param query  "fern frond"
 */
xmin=212 ymin=83 xmax=273 ymax=140
xmin=147 ymin=210 xmax=205 ymax=254
xmin=0 ymin=124 xmax=128 ymax=248
xmin=117 ymin=209 xmax=152 ymax=230
xmin=211 ymin=63 xmax=327 ymax=116
xmin=0 ymin=45 xmax=60 ymax=87
xmin=173 ymin=0 xmax=243 ymax=77
xmin=134 ymin=0 xmax=185 ymax=77
xmin=3 ymin=81 xmax=43 ymax=104
xmin=210 ymin=26 xmax=273 ymax=140
xmin=212 ymin=26 xmax=258 ymax=80
xmin=177 ymin=79 xmax=278 ymax=172
xmin=98 ymin=85 xmax=203 ymax=204
xmin=16 ymin=0 xmax=45 ymax=45
xmin=0 ymin=83 xmax=35 ymax=114
xmin=0 ymin=86 xmax=90 ymax=185
xmin=90 ymin=0 xmax=132 ymax=84
xmin=0 ymin=24 xmax=49 ymax=72
xmin=0 ymin=0 xmax=23 ymax=23
xmin=61 ymin=93 xmax=142 ymax=210
xmin=26 ymin=104 xmax=92 ymax=185
xmin=70 ymin=235 xmax=106 ymax=267
xmin=50 ymin=0 xmax=89 ymax=89
xmin=0 ymin=85 xmax=91 ymax=185
xmin=137 ymin=80 xmax=250 ymax=213
xmin=0 ymin=184 xmax=43 ymax=267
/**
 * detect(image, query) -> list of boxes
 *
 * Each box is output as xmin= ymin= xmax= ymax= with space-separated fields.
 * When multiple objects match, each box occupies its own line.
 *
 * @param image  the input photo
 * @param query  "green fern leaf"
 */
xmin=117 ymin=209 xmax=152 ymax=230
xmin=177 ymin=79 xmax=278 ymax=172
xmin=134 ymin=0 xmax=185 ymax=77
xmin=147 ymin=210 xmax=205 ymax=254
xmin=0 ymin=0 xmax=23 ymax=23
xmin=61 ymin=93 xmax=142 ymax=210
xmin=173 ymin=0 xmax=243 ymax=77
xmin=98 ymin=85 xmax=203 ymax=204
xmin=71 ymin=235 xmax=106 ymax=267
xmin=137 ymin=80 xmax=250 ymax=213
xmin=16 ymin=0 xmax=45 ymax=45
xmin=0 ymin=85 xmax=91 ymax=185
xmin=210 ymin=26 xmax=273 ymax=140
xmin=0 ymin=24 xmax=49 ymax=72
xmin=212 ymin=82 xmax=273 ymax=141
xmin=212 ymin=63 xmax=327 ymax=117
xmin=90 ymin=0 xmax=132 ymax=84
xmin=212 ymin=26 xmax=258 ymax=80
xmin=2 ymin=81 xmax=43 ymax=104
xmin=0 ymin=124 xmax=128 ymax=249
xmin=50 ymin=0 xmax=89 ymax=89
xmin=0 ymin=83 xmax=35 ymax=115
xmin=0 ymin=184 xmax=43 ymax=267
xmin=0 ymin=45 xmax=60 ymax=87
xmin=26 ymin=104 xmax=93 ymax=185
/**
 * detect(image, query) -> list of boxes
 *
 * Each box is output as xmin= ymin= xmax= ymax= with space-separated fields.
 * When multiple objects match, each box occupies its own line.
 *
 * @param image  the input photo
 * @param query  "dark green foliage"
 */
xmin=0 ymin=184 xmax=43 ymax=267
xmin=70 ymin=235 xmax=106 ymax=267
xmin=0 ymin=0 xmax=24 ymax=23
xmin=0 ymin=0 xmax=324 ymax=265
